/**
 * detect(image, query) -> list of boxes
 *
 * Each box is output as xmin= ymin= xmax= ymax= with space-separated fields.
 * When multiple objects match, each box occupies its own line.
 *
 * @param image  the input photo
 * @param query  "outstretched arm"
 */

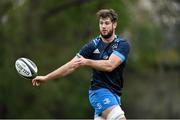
xmin=46 ymin=57 xmax=81 ymax=79
xmin=32 ymin=56 xmax=81 ymax=86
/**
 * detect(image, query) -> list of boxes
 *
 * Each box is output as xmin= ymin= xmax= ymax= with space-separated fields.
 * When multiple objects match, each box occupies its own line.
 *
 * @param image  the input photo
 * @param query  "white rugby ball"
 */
xmin=15 ymin=58 xmax=38 ymax=79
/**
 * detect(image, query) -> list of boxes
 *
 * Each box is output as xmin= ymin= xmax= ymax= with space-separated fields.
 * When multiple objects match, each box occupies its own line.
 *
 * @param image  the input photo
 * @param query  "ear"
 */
xmin=113 ymin=22 xmax=117 ymax=29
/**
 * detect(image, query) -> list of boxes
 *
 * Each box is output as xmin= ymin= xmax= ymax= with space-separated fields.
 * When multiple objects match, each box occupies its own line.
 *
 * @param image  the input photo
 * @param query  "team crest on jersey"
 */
xmin=112 ymin=43 xmax=118 ymax=49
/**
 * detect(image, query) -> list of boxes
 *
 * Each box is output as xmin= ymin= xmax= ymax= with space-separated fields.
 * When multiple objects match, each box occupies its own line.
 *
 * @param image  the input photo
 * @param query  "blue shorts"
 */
xmin=88 ymin=88 xmax=121 ymax=116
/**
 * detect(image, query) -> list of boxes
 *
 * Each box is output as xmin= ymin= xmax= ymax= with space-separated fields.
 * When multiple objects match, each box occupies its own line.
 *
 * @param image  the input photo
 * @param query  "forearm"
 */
xmin=45 ymin=61 xmax=77 ymax=80
xmin=86 ymin=59 xmax=114 ymax=72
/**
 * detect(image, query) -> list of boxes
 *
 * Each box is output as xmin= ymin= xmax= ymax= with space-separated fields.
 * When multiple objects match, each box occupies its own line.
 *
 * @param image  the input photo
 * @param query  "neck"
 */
xmin=101 ymin=33 xmax=116 ymax=43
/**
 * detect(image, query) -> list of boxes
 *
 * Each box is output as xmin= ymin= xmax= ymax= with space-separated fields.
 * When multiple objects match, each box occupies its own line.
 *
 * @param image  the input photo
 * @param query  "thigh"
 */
xmin=89 ymin=88 xmax=121 ymax=116
xmin=101 ymin=105 xmax=116 ymax=118
xmin=102 ymin=105 xmax=125 ymax=120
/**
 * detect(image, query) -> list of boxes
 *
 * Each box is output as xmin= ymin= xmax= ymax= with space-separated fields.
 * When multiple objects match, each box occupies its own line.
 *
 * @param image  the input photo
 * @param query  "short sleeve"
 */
xmin=112 ymin=41 xmax=130 ymax=62
xmin=78 ymin=40 xmax=97 ymax=58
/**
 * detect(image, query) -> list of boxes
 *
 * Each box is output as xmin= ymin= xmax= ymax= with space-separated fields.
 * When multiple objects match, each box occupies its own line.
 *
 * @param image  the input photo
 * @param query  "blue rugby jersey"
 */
xmin=79 ymin=35 xmax=130 ymax=96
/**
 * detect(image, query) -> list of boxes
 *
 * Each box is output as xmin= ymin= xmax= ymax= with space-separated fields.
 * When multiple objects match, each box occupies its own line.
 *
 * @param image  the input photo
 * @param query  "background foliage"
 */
xmin=0 ymin=0 xmax=179 ymax=118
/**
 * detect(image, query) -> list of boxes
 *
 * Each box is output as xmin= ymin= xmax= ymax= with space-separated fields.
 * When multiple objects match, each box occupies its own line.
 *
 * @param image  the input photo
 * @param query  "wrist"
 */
xmin=44 ymin=75 xmax=50 ymax=81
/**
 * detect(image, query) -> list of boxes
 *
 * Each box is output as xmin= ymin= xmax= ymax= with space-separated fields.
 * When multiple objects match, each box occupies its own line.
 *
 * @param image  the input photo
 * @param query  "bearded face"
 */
xmin=99 ymin=17 xmax=116 ymax=39
xmin=100 ymin=28 xmax=113 ymax=39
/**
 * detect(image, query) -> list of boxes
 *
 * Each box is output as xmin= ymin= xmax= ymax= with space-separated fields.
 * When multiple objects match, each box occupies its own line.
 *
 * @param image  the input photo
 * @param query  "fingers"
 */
xmin=32 ymin=76 xmax=47 ymax=87
xmin=72 ymin=58 xmax=82 ymax=68
xmin=32 ymin=78 xmax=35 ymax=86
xmin=35 ymin=82 xmax=40 ymax=86
xmin=32 ymin=77 xmax=40 ymax=87
xmin=77 ymin=57 xmax=87 ymax=66
xmin=32 ymin=80 xmax=40 ymax=86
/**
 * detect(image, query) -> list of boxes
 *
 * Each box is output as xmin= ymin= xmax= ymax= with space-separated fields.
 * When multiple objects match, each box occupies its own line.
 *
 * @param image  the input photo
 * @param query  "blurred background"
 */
xmin=0 ymin=0 xmax=179 ymax=119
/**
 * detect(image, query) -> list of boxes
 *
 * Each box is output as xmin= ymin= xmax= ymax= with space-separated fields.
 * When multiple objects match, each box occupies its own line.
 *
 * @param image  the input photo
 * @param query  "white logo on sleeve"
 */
xmin=103 ymin=98 xmax=111 ymax=104
xmin=97 ymin=103 xmax=102 ymax=109
xmin=93 ymin=49 xmax=100 ymax=54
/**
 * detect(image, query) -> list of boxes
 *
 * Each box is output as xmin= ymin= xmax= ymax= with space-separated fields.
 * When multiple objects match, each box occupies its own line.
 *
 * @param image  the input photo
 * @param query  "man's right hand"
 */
xmin=32 ymin=76 xmax=48 ymax=86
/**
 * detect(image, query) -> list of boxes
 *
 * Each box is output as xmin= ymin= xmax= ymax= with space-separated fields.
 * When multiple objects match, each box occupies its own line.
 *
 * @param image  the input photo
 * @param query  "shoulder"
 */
xmin=115 ymin=35 xmax=130 ymax=48
xmin=90 ymin=35 xmax=101 ymax=47
xmin=81 ymin=36 xmax=101 ymax=49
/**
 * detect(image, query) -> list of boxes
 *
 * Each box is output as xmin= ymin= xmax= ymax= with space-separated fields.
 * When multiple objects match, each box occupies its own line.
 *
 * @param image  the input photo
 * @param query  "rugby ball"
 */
xmin=15 ymin=58 xmax=38 ymax=79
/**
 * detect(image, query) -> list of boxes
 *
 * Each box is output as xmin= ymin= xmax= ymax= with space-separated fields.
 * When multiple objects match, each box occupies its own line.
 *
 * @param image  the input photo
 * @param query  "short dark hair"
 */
xmin=96 ymin=9 xmax=118 ymax=23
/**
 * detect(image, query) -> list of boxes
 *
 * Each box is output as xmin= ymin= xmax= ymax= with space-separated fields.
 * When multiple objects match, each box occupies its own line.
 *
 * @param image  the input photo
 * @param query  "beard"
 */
xmin=100 ymin=29 xmax=113 ymax=39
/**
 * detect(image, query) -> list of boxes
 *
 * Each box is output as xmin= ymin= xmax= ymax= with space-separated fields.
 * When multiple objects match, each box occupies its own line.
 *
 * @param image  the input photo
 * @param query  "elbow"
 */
xmin=106 ymin=68 xmax=113 ymax=72
xmin=105 ymin=65 xmax=114 ymax=72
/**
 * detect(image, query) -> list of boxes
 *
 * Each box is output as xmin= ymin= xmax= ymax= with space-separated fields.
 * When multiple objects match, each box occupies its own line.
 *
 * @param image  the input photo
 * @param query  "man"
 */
xmin=32 ymin=9 xmax=130 ymax=120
